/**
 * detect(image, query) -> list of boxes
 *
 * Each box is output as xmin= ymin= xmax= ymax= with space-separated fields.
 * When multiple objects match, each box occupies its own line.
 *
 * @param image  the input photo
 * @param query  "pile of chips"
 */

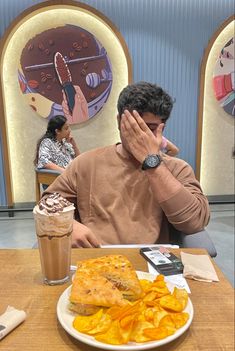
xmin=72 ymin=275 xmax=189 ymax=345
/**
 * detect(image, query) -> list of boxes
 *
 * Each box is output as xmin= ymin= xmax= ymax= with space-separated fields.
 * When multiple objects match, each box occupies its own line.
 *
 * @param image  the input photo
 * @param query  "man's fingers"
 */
xmin=123 ymin=110 xmax=152 ymax=135
xmin=71 ymin=241 xmax=81 ymax=248
xmin=86 ymin=231 xmax=100 ymax=248
xmin=132 ymin=110 xmax=150 ymax=132
xmin=72 ymin=237 xmax=95 ymax=248
xmin=156 ymin=123 xmax=165 ymax=136
xmin=72 ymin=232 xmax=100 ymax=248
xmin=122 ymin=111 xmax=142 ymax=135
xmin=80 ymin=239 xmax=94 ymax=248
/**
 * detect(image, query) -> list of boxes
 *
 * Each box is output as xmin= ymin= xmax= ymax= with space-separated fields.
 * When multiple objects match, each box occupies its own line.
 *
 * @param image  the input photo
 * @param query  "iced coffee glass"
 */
xmin=33 ymin=193 xmax=75 ymax=285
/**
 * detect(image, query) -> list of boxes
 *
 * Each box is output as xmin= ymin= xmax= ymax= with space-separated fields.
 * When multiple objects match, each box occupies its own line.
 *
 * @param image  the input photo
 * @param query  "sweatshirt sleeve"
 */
xmin=42 ymin=157 xmax=79 ymax=206
xmin=159 ymin=158 xmax=210 ymax=234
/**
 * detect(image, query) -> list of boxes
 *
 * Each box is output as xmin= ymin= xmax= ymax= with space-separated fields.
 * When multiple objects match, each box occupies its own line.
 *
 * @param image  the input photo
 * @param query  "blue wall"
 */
xmin=0 ymin=0 xmax=234 ymax=205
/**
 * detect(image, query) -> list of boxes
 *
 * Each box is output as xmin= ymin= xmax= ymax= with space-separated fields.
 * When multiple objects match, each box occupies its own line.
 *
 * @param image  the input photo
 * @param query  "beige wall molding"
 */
xmin=0 ymin=0 xmax=132 ymax=206
xmin=196 ymin=14 xmax=234 ymax=196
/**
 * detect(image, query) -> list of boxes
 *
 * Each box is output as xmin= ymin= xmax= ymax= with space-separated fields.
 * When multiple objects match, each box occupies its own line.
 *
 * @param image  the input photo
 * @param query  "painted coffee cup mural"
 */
xmin=18 ymin=25 xmax=113 ymax=124
xmin=213 ymin=37 xmax=234 ymax=117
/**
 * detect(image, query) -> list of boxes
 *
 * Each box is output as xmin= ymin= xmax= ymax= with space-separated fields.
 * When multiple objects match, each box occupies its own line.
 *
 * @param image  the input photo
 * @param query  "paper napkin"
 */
xmin=0 ymin=306 xmax=26 ymax=340
xmin=181 ymin=252 xmax=219 ymax=282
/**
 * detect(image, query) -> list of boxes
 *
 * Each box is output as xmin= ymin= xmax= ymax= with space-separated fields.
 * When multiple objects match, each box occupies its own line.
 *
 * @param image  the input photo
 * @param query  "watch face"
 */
xmin=147 ymin=155 xmax=159 ymax=167
xmin=142 ymin=154 xmax=162 ymax=170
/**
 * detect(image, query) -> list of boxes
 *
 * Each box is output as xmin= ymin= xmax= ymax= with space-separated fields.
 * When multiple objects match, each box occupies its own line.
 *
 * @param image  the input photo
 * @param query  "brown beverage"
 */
xmin=33 ymin=193 xmax=75 ymax=285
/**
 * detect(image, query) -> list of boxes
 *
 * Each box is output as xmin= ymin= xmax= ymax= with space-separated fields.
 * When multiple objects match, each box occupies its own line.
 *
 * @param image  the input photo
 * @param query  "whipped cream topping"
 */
xmin=36 ymin=193 xmax=75 ymax=215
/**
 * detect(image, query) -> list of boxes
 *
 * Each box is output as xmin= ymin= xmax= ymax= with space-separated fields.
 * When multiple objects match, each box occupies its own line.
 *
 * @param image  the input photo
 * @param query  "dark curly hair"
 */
xmin=117 ymin=81 xmax=173 ymax=122
xmin=34 ymin=115 xmax=67 ymax=166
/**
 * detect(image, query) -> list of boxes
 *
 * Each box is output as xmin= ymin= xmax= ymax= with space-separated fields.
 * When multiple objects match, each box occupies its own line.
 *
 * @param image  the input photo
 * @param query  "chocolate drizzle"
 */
xmin=38 ymin=192 xmax=73 ymax=214
xmin=36 ymin=231 xmax=72 ymax=239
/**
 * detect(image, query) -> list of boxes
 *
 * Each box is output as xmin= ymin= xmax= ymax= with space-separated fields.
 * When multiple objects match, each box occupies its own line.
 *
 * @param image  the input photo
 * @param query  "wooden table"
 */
xmin=0 ymin=248 xmax=234 ymax=351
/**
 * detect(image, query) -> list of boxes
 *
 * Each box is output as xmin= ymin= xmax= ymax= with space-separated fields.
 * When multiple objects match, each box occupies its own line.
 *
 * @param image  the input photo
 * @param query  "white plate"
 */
xmin=57 ymin=271 xmax=194 ymax=350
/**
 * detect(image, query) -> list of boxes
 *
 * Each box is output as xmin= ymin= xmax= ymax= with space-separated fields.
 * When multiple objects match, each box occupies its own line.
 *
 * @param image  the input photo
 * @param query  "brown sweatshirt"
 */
xmin=44 ymin=144 xmax=210 ymax=245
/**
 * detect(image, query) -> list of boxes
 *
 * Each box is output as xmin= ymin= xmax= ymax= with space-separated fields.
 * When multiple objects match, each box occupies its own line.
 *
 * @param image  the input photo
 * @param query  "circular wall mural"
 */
xmin=212 ymin=37 xmax=234 ymax=117
xmin=18 ymin=25 xmax=113 ymax=124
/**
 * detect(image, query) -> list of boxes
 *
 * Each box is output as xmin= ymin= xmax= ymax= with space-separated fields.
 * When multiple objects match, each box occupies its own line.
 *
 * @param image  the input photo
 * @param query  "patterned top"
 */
xmin=37 ymin=138 xmax=75 ymax=169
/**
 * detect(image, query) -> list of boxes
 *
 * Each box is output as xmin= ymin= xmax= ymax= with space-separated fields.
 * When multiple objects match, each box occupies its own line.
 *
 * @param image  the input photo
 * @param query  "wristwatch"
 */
xmin=141 ymin=154 xmax=162 ymax=170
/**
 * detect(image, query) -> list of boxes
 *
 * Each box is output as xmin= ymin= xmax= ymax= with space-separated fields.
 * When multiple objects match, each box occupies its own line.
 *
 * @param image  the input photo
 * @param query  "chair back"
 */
xmin=35 ymin=169 xmax=61 ymax=202
xmin=163 ymin=216 xmax=217 ymax=257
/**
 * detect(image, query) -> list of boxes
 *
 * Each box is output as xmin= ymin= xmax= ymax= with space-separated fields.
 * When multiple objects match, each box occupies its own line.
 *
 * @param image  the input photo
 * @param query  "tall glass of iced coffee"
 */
xmin=33 ymin=193 xmax=75 ymax=285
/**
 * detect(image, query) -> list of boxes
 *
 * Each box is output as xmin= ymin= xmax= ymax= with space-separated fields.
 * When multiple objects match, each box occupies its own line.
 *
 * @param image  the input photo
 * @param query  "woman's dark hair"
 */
xmin=117 ymin=81 xmax=174 ymax=122
xmin=34 ymin=115 xmax=67 ymax=166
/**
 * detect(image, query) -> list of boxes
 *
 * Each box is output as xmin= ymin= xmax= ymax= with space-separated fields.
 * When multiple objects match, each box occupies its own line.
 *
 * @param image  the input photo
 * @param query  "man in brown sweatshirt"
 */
xmin=44 ymin=81 xmax=210 ymax=247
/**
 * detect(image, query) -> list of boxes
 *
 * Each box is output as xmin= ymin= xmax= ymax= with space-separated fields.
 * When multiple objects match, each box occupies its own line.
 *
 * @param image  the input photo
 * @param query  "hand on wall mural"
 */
xmin=18 ymin=25 xmax=113 ymax=123
xmin=62 ymin=85 xmax=89 ymax=124
xmin=212 ymin=37 xmax=235 ymax=116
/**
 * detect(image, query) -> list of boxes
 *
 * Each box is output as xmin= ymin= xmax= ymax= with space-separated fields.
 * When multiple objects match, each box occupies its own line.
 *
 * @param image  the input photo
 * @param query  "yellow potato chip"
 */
xmin=155 ymin=274 xmax=165 ymax=281
xmin=143 ymin=308 xmax=154 ymax=322
xmin=139 ymin=279 xmax=153 ymax=292
xmin=130 ymin=321 xmax=153 ymax=343
xmin=159 ymin=295 xmax=183 ymax=312
xmin=143 ymin=326 xmax=169 ymax=340
xmin=172 ymin=287 xmax=188 ymax=310
xmin=95 ymin=320 xmax=124 ymax=345
xmin=107 ymin=305 xmax=123 ymax=319
xmin=73 ymin=308 xmax=103 ymax=333
xmin=170 ymin=312 xmax=189 ymax=329
xmin=164 ymin=325 xmax=176 ymax=336
xmin=143 ymin=290 xmax=158 ymax=302
xmin=119 ymin=319 xmax=136 ymax=343
xmin=119 ymin=313 xmax=138 ymax=328
xmin=153 ymin=310 xmax=169 ymax=327
xmin=159 ymin=314 xmax=176 ymax=333
xmin=87 ymin=313 xmax=112 ymax=335
xmin=152 ymin=280 xmax=167 ymax=288
xmin=148 ymin=287 xmax=170 ymax=298
xmin=108 ymin=301 xmax=140 ymax=320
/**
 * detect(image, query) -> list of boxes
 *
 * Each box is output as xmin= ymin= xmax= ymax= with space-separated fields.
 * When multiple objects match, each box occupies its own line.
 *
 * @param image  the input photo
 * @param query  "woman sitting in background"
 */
xmin=34 ymin=115 xmax=80 ymax=172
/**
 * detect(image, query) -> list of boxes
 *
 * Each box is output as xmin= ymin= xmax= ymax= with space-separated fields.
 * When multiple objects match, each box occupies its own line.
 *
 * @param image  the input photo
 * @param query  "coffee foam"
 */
xmin=35 ymin=192 xmax=75 ymax=216
xmin=33 ymin=193 xmax=75 ymax=237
